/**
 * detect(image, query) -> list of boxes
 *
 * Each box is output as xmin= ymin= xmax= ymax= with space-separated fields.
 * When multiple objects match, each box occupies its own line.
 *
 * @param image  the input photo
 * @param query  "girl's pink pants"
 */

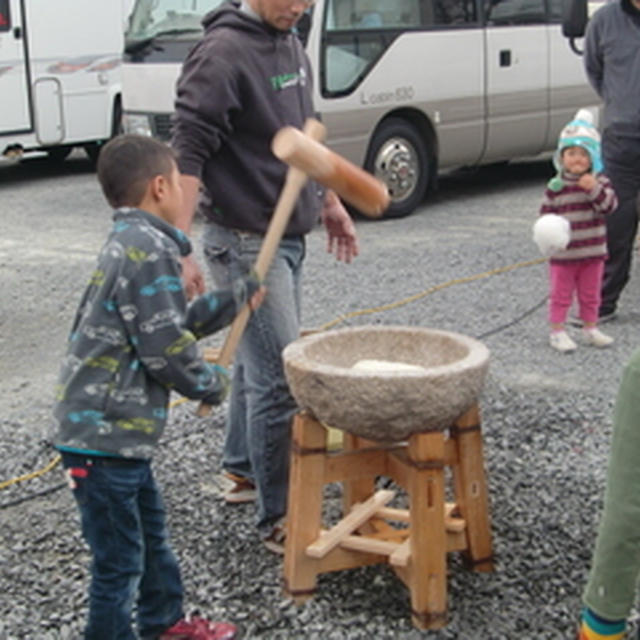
xmin=549 ymin=259 xmax=604 ymax=325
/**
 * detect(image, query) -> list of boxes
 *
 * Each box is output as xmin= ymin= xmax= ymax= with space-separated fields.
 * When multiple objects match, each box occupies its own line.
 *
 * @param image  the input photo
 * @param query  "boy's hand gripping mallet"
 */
xmin=196 ymin=119 xmax=389 ymax=416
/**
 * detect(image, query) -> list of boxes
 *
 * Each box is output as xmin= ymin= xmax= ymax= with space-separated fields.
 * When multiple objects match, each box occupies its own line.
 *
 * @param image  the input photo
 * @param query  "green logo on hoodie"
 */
xmin=270 ymin=68 xmax=306 ymax=92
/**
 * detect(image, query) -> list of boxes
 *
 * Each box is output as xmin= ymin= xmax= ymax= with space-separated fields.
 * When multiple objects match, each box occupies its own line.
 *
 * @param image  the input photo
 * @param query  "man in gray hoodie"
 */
xmin=584 ymin=0 xmax=640 ymax=321
xmin=171 ymin=0 xmax=359 ymax=552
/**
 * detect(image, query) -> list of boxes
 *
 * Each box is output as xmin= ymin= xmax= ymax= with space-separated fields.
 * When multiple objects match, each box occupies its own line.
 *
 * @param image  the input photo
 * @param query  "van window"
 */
xmin=484 ymin=0 xmax=546 ymax=24
xmin=0 ymin=0 xmax=11 ymax=32
xmin=322 ymin=0 xmax=478 ymax=95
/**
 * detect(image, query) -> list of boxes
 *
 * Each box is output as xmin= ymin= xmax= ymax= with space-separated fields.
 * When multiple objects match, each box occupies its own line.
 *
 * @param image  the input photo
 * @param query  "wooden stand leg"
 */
xmin=342 ymin=433 xmax=377 ymax=513
xmin=408 ymin=431 xmax=447 ymax=630
xmin=452 ymin=406 xmax=494 ymax=572
xmin=283 ymin=412 xmax=327 ymax=602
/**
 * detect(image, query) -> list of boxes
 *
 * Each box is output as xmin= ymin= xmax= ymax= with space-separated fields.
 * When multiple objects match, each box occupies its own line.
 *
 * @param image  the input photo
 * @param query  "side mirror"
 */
xmin=562 ymin=0 xmax=588 ymax=54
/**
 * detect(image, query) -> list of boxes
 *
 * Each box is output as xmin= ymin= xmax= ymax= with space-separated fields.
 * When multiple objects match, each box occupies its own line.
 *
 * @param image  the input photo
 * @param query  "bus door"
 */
xmin=0 ymin=0 xmax=32 ymax=134
xmin=482 ymin=0 xmax=549 ymax=161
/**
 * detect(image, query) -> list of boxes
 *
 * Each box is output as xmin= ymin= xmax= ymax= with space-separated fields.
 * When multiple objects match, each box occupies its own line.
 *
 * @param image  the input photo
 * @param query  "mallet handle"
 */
xmin=196 ymin=119 xmax=327 ymax=417
xmin=271 ymin=126 xmax=389 ymax=217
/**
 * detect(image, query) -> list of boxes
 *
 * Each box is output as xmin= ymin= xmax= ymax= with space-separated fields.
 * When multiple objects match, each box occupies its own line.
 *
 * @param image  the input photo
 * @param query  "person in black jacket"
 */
xmin=584 ymin=0 xmax=640 ymax=322
xmin=171 ymin=0 xmax=359 ymax=553
xmin=53 ymin=134 xmax=263 ymax=640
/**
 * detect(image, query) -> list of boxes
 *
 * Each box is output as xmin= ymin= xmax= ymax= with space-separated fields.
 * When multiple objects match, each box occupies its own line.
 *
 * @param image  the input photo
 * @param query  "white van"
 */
xmin=122 ymin=0 xmax=599 ymax=217
xmin=0 ymin=0 xmax=131 ymax=162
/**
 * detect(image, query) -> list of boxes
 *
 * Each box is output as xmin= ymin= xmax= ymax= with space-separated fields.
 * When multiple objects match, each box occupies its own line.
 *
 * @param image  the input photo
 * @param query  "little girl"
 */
xmin=538 ymin=109 xmax=618 ymax=353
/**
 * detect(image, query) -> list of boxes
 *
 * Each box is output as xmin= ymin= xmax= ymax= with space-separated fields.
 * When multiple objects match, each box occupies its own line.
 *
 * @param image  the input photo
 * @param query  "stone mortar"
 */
xmin=282 ymin=325 xmax=490 ymax=441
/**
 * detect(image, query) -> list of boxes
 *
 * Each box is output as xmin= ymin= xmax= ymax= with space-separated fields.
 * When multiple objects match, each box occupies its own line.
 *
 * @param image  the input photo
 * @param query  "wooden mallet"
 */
xmin=196 ymin=119 xmax=389 ymax=416
xmin=271 ymin=125 xmax=389 ymax=218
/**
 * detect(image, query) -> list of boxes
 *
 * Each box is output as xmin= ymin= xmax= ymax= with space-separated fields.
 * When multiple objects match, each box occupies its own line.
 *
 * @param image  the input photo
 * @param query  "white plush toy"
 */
xmin=532 ymin=214 xmax=571 ymax=257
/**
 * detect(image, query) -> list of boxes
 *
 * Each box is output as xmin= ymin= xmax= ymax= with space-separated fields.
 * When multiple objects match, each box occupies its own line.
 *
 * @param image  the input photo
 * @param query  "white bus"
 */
xmin=122 ymin=0 xmax=598 ymax=218
xmin=0 ymin=0 xmax=132 ymax=162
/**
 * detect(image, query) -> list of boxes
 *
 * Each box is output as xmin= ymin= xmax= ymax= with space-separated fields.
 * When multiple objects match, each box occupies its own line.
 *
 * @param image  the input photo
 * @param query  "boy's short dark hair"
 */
xmin=97 ymin=135 xmax=177 ymax=208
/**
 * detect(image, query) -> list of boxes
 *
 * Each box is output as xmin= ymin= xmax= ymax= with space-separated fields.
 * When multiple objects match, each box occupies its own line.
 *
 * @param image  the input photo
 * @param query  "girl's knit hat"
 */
xmin=548 ymin=108 xmax=603 ymax=191
xmin=553 ymin=108 xmax=603 ymax=173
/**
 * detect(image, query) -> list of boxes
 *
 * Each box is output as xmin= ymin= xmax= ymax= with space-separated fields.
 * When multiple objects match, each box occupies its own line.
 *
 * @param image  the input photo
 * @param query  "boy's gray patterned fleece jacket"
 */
xmin=53 ymin=208 xmax=258 ymax=459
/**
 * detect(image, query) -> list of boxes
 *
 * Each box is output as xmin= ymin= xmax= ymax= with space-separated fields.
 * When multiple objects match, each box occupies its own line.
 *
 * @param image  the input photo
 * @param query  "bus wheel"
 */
xmin=84 ymin=143 xmax=102 ymax=163
xmin=365 ymin=118 xmax=429 ymax=218
xmin=45 ymin=146 xmax=73 ymax=162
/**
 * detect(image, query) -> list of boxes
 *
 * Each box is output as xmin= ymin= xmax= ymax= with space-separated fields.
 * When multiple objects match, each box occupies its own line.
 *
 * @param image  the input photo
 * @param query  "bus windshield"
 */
xmin=126 ymin=0 xmax=225 ymax=42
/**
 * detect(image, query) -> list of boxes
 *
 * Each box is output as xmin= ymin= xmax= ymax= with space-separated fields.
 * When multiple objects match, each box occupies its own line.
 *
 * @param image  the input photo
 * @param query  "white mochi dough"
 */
xmin=351 ymin=359 xmax=426 ymax=374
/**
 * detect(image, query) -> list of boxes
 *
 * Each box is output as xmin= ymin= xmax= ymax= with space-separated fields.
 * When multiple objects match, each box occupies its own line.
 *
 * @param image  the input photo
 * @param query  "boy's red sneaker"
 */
xmin=159 ymin=616 xmax=237 ymax=640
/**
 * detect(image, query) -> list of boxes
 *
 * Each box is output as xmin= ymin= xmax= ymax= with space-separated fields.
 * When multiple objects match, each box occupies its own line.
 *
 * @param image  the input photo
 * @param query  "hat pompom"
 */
xmin=573 ymin=108 xmax=595 ymax=126
xmin=533 ymin=214 xmax=570 ymax=257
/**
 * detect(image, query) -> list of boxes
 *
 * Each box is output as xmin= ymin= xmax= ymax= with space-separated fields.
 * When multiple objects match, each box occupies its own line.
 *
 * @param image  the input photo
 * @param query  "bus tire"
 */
xmin=84 ymin=143 xmax=101 ymax=164
xmin=45 ymin=146 xmax=73 ymax=162
xmin=365 ymin=118 xmax=429 ymax=219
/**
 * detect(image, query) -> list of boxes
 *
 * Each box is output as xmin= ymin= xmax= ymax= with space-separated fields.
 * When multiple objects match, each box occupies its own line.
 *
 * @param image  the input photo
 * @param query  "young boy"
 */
xmin=538 ymin=109 xmax=618 ymax=353
xmin=52 ymin=135 xmax=263 ymax=640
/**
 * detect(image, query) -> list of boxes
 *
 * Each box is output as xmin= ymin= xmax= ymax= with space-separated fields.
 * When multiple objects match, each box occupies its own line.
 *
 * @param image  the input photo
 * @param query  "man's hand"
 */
xmin=321 ymin=190 xmax=359 ymax=263
xmin=578 ymin=173 xmax=597 ymax=192
xmin=181 ymin=254 xmax=205 ymax=301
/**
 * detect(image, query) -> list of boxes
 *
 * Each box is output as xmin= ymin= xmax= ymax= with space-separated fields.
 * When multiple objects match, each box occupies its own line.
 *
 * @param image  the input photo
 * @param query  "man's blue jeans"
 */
xmin=60 ymin=452 xmax=184 ymax=639
xmin=203 ymin=222 xmax=303 ymax=537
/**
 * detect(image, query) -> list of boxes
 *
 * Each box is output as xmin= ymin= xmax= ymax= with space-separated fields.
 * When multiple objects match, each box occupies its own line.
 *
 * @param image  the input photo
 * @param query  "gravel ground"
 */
xmin=1 ymin=156 xmax=640 ymax=639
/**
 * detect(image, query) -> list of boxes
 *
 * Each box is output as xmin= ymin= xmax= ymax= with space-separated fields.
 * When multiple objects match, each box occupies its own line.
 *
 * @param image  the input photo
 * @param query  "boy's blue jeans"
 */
xmin=203 ymin=222 xmax=303 ymax=537
xmin=60 ymin=452 xmax=184 ymax=639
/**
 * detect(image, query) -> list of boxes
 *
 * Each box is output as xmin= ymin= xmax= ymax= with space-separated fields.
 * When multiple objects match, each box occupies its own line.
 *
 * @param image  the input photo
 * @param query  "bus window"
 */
xmin=322 ymin=0 xmax=478 ymax=95
xmin=485 ymin=0 xmax=546 ymax=24
xmin=0 ymin=0 xmax=10 ymax=32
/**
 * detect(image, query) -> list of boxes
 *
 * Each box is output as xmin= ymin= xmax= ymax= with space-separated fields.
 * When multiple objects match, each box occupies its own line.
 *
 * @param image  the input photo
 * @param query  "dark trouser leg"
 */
xmin=61 ymin=454 xmax=148 ymax=640
xmin=600 ymin=131 xmax=640 ymax=315
xmin=136 ymin=466 xmax=184 ymax=639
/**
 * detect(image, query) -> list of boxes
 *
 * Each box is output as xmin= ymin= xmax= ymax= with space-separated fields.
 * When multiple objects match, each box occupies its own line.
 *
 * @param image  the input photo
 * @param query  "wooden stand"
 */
xmin=282 ymin=405 xmax=493 ymax=630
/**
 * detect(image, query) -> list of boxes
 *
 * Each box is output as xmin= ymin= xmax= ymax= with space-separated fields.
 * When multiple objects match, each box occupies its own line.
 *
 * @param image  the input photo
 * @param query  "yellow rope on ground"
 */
xmin=318 ymin=256 xmax=546 ymax=331
xmin=0 ymin=454 xmax=62 ymax=490
xmin=0 ymin=255 xmax=546 ymax=491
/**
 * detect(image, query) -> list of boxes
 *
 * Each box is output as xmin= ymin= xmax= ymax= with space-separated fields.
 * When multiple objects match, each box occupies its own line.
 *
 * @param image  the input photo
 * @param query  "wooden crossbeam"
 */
xmin=306 ymin=490 xmax=394 ymax=558
xmin=376 ymin=503 xmax=466 ymax=533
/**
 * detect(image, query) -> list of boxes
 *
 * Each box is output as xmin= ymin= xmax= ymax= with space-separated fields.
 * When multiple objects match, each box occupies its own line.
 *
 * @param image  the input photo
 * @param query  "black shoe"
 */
xmin=598 ymin=310 xmax=618 ymax=324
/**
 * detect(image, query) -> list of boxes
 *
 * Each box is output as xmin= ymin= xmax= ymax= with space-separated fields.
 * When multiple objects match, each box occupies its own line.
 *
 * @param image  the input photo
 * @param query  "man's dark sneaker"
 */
xmin=598 ymin=310 xmax=618 ymax=324
xmin=159 ymin=616 xmax=236 ymax=640
xmin=569 ymin=310 xmax=618 ymax=327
